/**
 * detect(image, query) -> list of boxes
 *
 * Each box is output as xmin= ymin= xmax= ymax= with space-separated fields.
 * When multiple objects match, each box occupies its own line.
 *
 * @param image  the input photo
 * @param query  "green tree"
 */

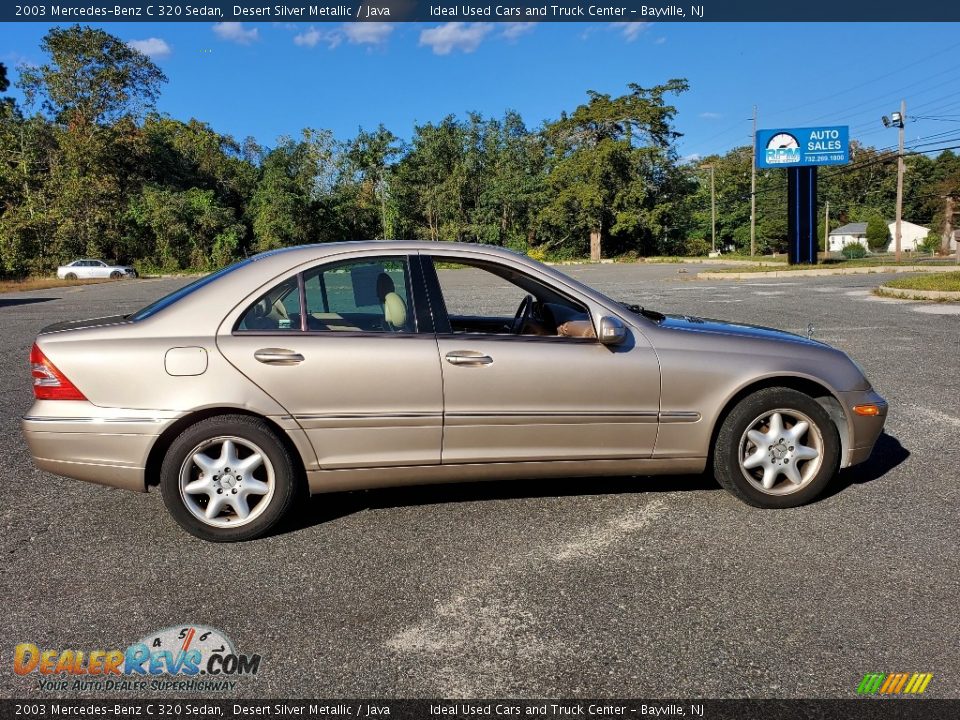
xmin=539 ymin=79 xmax=688 ymax=259
xmin=18 ymin=25 xmax=166 ymax=126
xmin=335 ymin=124 xmax=401 ymax=240
xmin=128 ymin=186 xmax=244 ymax=270
xmin=393 ymin=116 xmax=468 ymax=242
xmin=865 ymin=215 xmax=890 ymax=252
xmin=12 ymin=26 xmax=167 ymax=267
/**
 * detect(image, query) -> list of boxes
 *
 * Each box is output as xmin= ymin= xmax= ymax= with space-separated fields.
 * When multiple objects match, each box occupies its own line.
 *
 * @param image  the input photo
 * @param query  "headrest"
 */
xmin=376 ymin=272 xmax=396 ymax=303
xmin=383 ymin=292 xmax=407 ymax=330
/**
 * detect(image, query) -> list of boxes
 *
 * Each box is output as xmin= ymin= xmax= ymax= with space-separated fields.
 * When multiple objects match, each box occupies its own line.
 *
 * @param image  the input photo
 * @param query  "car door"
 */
xmin=90 ymin=261 xmax=110 ymax=278
xmin=216 ymin=253 xmax=443 ymax=469
xmin=423 ymin=254 xmax=661 ymax=464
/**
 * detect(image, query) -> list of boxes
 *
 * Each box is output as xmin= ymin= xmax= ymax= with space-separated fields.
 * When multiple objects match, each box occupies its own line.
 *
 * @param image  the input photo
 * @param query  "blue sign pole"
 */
xmin=756 ymin=125 xmax=849 ymax=264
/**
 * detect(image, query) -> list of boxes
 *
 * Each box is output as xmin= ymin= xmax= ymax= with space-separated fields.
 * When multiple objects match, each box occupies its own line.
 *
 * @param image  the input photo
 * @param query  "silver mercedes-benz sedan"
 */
xmin=24 ymin=241 xmax=888 ymax=541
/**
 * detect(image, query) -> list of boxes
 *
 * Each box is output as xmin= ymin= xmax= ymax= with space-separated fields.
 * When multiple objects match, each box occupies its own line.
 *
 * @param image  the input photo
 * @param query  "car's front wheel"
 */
xmin=713 ymin=387 xmax=839 ymax=508
xmin=110 ymin=270 xmax=122 ymax=279
xmin=160 ymin=415 xmax=299 ymax=541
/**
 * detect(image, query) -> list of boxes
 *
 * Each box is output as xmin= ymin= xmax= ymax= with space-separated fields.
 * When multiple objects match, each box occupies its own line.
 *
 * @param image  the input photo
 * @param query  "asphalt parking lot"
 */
xmin=1 ymin=263 xmax=958 ymax=699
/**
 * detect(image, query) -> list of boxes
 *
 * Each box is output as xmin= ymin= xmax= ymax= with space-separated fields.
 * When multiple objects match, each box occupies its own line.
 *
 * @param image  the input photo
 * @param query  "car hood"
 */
xmin=39 ymin=315 xmax=132 ymax=335
xmin=658 ymin=314 xmax=828 ymax=348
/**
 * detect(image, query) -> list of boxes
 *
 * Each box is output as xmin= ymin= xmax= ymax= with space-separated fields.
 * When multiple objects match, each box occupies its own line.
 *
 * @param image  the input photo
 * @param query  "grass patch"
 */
xmin=883 ymin=272 xmax=960 ymax=292
xmin=616 ymin=254 xmax=787 ymax=264
xmin=0 ymin=277 xmax=114 ymax=294
xmin=710 ymin=257 xmax=958 ymax=273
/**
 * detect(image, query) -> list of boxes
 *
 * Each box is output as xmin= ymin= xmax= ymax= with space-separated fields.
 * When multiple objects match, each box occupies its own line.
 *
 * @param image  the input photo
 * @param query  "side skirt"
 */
xmin=306 ymin=457 xmax=708 ymax=494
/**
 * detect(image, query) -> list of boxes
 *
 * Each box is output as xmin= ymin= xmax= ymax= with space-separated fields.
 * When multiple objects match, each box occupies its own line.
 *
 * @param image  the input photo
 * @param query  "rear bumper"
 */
xmin=22 ymin=403 xmax=180 ymax=492
xmin=838 ymin=388 xmax=888 ymax=468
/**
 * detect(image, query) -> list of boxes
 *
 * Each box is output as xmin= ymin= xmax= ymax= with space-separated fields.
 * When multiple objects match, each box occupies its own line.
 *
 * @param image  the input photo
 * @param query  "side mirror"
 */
xmin=598 ymin=316 xmax=627 ymax=346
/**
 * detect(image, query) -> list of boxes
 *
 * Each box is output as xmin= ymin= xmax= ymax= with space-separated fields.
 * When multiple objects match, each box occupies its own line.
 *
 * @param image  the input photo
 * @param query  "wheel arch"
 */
xmin=145 ymin=408 xmax=307 ymax=491
xmin=707 ymin=375 xmax=850 ymax=467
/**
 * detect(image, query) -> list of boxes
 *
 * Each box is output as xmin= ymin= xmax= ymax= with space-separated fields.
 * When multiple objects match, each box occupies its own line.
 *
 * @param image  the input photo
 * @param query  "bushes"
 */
xmin=866 ymin=216 xmax=890 ymax=252
xmin=919 ymin=232 xmax=940 ymax=254
xmin=841 ymin=242 xmax=867 ymax=259
xmin=684 ymin=237 xmax=711 ymax=257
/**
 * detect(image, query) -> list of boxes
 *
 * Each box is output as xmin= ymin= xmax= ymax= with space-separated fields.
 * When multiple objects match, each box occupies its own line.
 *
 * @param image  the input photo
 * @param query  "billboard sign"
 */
xmin=755 ymin=126 xmax=849 ymax=168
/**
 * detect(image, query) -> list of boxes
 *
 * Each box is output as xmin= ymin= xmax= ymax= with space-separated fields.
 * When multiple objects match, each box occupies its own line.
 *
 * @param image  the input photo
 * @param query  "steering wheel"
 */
xmin=511 ymin=294 xmax=534 ymax=335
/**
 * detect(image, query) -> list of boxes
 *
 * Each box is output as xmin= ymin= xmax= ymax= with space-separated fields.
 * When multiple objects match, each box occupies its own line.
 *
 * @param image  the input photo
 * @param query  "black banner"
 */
xmin=4 ymin=0 xmax=960 ymax=23
xmin=2 ymin=700 xmax=959 ymax=720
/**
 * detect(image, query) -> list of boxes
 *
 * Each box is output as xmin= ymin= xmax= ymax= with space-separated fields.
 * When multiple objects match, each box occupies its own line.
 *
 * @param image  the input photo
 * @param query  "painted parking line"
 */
xmin=913 ymin=304 xmax=960 ymax=315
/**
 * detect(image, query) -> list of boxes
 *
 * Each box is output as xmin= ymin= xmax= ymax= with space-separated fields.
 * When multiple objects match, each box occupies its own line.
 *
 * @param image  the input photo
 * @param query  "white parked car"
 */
xmin=57 ymin=259 xmax=138 ymax=280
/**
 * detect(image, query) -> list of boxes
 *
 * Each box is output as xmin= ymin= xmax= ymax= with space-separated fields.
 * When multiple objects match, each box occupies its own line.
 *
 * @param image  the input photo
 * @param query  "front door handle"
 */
xmin=445 ymin=351 xmax=493 ymax=366
xmin=254 ymin=348 xmax=304 ymax=365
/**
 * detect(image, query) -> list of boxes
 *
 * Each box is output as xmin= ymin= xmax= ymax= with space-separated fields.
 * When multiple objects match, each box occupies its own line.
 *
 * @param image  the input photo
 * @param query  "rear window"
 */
xmin=129 ymin=258 xmax=255 ymax=321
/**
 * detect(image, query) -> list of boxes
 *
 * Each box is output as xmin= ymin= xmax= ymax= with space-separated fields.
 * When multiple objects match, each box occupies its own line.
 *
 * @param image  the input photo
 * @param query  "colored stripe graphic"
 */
xmin=858 ymin=673 xmax=886 ymax=694
xmin=858 ymin=672 xmax=933 ymax=694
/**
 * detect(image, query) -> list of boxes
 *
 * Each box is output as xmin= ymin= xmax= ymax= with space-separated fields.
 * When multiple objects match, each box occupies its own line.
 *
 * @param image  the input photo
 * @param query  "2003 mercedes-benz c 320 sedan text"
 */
xmin=23 ymin=241 xmax=888 ymax=541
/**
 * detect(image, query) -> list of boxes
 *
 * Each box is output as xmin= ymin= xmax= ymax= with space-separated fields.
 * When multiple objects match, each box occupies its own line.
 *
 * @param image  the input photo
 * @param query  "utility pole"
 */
xmin=942 ymin=193 xmax=955 ymax=259
xmin=823 ymin=200 xmax=830 ymax=259
xmin=895 ymin=99 xmax=905 ymax=263
xmin=750 ymin=105 xmax=757 ymax=257
xmin=709 ymin=164 xmax=717 ymax=254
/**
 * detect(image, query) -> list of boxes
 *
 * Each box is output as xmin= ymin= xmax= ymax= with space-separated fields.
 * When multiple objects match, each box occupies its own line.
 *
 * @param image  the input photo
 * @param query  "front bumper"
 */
xmin=22 ymin=402 xmax=180 ymax=492
xmin=838 ymin=388 xmax=888 ymax=468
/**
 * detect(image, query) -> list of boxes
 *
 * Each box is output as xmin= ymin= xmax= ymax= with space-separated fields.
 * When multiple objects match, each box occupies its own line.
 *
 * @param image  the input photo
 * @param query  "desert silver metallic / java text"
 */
xmin=738 ymin=409 xmax=823 ymax=494
xmin=179 ymin=436 xmax=275 ymax=527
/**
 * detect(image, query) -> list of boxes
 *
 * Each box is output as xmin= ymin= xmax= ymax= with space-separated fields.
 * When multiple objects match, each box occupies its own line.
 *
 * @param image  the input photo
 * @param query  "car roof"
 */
xmin=246 ymin=240 xmax=526 ymax=265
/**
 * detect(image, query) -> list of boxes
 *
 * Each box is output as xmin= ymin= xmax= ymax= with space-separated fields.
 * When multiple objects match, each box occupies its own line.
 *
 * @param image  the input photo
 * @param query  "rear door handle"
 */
xmin=445 ymin=351 xmax=493 ymax=366
xmin=254 ymin=348 xmax=304 ymax=365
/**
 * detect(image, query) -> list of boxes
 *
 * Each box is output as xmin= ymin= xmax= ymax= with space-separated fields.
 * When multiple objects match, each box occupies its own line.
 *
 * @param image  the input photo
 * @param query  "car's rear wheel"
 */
xmin=160 ymin=415 xmax=299 ymax=541
xmin=713 ymin=387 xmax=839 ymax=508
xmin=110 ymin=270 xmax=122 ymax=279
xmin=64 ymin=272 xmax=77 ymax=280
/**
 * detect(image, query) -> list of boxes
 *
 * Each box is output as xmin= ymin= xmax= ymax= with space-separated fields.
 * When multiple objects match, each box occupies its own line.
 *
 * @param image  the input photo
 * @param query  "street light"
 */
xmin=882 ymin=101 xmax=906 ymax=262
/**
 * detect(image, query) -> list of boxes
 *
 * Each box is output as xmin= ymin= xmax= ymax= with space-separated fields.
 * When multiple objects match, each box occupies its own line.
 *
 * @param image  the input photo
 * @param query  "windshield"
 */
xmin=128 ymin=258 xmax=254 ymax=321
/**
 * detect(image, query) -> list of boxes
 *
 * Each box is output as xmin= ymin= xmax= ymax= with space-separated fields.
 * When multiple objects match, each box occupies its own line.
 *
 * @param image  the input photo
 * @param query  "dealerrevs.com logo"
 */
xmin=14 ymin=625 xmax=261 ymax=693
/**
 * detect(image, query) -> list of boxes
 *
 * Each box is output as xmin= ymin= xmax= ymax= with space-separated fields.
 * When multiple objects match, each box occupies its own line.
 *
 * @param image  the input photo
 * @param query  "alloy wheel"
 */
xmin=737 ymin=408 xmax=824 ymax=495
xmin=178 ymin=436 xmax=275 ymax=528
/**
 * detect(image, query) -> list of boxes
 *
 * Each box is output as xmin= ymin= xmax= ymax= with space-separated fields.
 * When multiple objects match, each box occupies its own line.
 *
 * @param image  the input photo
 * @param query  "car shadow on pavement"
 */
xmin=282 ymin=472 xmax=720 ymax=535
xmin=0 ymin=297 xmax=59 ymax=308
xmin=822 ymin=431 xmax=909 ymax=500
xmin=282 ymin=433 xmax=909 ymax=534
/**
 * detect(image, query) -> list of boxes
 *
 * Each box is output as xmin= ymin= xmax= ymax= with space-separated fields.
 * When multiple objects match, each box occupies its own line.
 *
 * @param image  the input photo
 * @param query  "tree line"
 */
xmin=1 ymin=26 xmax=958 ymax=277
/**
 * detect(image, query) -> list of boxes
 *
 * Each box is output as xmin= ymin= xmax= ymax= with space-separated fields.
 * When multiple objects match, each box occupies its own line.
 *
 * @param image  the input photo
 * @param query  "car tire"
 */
xmin=713 ymin=387 xmax=840 ymax=509
xmin=160 ymin=415 xmax=300 ymax=542
xmin=65 ymin=272 xmax=77 ymax=280
xmin=110 ymin=270 xmax=122 ymax=279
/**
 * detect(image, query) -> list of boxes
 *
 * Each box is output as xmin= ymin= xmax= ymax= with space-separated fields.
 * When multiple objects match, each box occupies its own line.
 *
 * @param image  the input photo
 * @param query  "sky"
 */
xmin=4 ymin=21 xmax=960 ymax=161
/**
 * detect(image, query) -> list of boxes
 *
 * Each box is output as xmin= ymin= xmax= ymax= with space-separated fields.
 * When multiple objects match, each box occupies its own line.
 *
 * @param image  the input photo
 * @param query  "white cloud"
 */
xmin=611 ymin=22 xmax=651 ymax=42
xmin=293 ymin=23 xmax=393 ymax=49
xmin=213 ymin=22 xmax=259 ymax=45
xmin=654 ymin=36 xmax=667 ymax=44
xmin=419 ymin=23 xmax=493 ymax=55
xmin=127 ymin=37 xmax=172 ymax=59
xmin=682 ymin=153 xmax=702 ymax=163
xmin=500 ymin=22 xmax=537 ymax=41
xmin=343 ymin=22 xmax=394 ymax=45
xmin=293 ymin=27 xmax=330 ymax=48
xmin=700 ymin=112 xmax=723 ymax=120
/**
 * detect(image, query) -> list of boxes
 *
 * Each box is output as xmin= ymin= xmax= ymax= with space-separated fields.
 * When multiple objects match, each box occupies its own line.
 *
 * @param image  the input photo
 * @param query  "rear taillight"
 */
xmin=30 ymin=343 xmax=86 ymax=400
